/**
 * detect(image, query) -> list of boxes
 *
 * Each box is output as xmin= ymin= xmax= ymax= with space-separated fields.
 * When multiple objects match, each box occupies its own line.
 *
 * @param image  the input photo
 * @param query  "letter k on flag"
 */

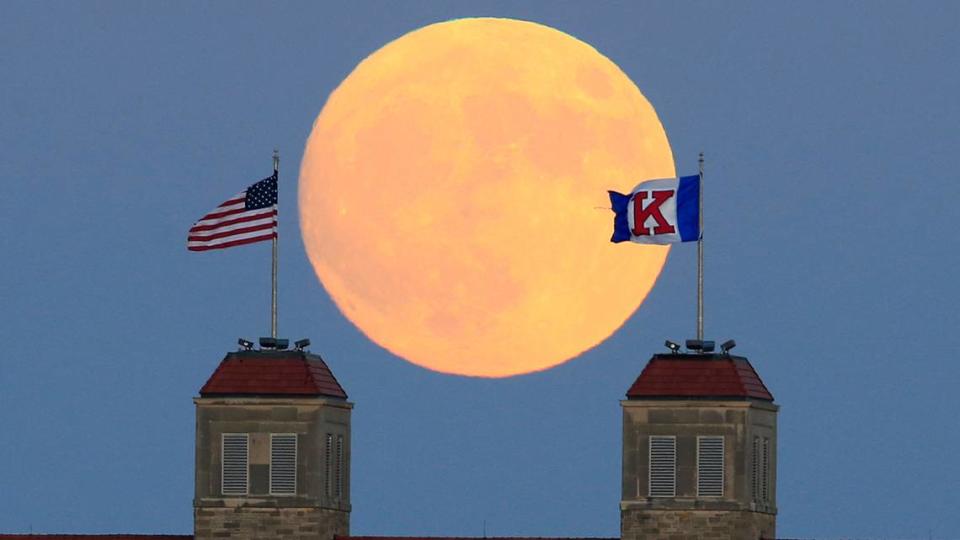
xmin=608 ymin=175 xmax=700 ymax=244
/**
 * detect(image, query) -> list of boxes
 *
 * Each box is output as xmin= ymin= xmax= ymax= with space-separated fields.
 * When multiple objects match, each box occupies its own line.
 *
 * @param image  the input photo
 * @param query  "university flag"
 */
xmin=608 ymin=175 xmax=700 ymax=244
xmin=187 ymin=173 xmax=278 ymax=251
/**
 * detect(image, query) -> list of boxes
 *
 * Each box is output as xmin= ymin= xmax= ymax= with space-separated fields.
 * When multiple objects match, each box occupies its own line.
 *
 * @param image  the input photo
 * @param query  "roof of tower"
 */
xmin=199 ymin=349 xmax=347 ymax=399
xmin=626 ymin=353 xmax=773 ymax=401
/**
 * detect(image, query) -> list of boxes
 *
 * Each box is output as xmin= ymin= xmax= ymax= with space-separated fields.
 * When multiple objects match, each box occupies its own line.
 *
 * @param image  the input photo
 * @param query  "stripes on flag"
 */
xmin=608 ymin=175 xmax=700 ymax=245
xmin=188 ymin=173 xmax=278 ymax=252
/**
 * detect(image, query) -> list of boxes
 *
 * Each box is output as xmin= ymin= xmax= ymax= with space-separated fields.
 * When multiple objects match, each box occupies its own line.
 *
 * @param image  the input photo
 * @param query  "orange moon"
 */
xmin=299 ymin=18 xmax=674 ymax=378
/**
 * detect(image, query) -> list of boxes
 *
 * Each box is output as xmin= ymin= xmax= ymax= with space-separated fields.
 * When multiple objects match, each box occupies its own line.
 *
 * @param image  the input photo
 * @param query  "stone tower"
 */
xmin=620 ymin=349 xmax=777 ymax=540
xmin=194 ymin=345 xmax=351 ymax=540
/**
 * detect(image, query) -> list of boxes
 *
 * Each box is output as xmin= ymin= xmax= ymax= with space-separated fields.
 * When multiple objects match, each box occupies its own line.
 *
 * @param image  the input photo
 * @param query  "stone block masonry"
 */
xmin=194 ymin=507 xmax=348 ymax=540
xmin=620 ymin=354 xmax=779 ymax=540
xmin=193 ymin=385 xmax=352 ymax=540
xmin=621 ymin=508 xmax=775 ymax=540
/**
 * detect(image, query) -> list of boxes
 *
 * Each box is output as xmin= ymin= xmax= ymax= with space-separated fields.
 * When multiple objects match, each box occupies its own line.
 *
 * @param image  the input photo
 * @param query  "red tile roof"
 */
xmin=626 ymin=354 xmax=773 ymax=401
xmin=199 ymin=350 xmax=347 ymax=398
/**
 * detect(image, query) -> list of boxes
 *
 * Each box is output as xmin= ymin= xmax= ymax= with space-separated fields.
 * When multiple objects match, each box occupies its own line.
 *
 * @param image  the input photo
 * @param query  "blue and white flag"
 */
xmin=609 ymin=175 xmax=700 ymax=244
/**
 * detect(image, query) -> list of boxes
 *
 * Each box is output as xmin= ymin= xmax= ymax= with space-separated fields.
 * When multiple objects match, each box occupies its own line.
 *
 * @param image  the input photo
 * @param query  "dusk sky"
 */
xmin=2 ymin=2 xmax=959 ymax=540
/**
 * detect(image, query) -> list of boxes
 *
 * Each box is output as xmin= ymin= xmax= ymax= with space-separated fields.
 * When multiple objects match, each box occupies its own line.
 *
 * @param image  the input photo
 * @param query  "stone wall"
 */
xmin=194 ymin=396 xmax=352 ymax=506
xmin=194 ymin=396 xmax=351 ymax=540
xmin=194 ymin=506 xmax=348 ymax=540
xmin=620 ymin=398 xmax=778 ymax=539
xmin=621 ymin=508 xmax=775 ymax=540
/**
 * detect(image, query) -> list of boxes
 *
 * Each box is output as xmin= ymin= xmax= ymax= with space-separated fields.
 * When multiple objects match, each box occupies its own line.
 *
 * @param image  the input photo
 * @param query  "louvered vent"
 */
xmin=335 ymin=434 xmax=344 ymax=499
xmin=648 ymin=436 xmax=676 ymax=497
xmin=325 ymin=433 xmax=333 ymax=497
xmin=697 ymin=436 xmax=724 ymax=497
xmin=752 ymin=436 xmax=760 ymax=502
xmin=221 ymin=433 xmax=248 ymax=495
xmin=270 ymin=434 xmax=297 ymax=495
xmin=761 ymin=437 xmax=770 ymax=502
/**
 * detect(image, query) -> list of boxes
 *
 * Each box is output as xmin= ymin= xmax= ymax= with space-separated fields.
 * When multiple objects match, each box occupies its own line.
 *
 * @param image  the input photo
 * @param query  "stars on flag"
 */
xmin=187 ymin=173 xmax=278 ymax=252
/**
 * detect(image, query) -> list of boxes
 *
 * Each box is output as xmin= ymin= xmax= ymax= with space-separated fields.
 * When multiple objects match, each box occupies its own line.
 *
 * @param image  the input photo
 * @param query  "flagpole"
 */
xmin=271 ymin=149 xmax=279 ymax=340
xmin=697 ymin=152 xmax=704 ymax=341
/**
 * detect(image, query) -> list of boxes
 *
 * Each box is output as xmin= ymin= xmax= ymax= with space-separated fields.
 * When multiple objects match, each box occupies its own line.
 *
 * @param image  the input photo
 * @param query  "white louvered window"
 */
xmin=648 ymin=436 xmax=676 ymax=497
xmin=270 ymin=434 xmax=297 ymax=495
xmin=221 ymin=433 xmax=248 ymax=495
xmin=752 ymin=436 xmax=760 ymax=502
xmin=335 ymin=434 xmax=344 ymax=499
xmin=697 ymin=436 xmax=724 ymax=497
xmin=325 ymin=433 xmax=333 ymax=497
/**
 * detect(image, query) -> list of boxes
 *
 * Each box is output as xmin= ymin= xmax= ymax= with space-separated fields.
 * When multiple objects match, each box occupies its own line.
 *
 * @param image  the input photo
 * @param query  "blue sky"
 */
xmin=1 ymin=2 xmax=958 ymax=539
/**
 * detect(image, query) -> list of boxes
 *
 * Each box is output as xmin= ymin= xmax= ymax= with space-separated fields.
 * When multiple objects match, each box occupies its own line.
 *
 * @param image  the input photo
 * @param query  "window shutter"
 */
xmin=221 ymin=433 xmax=248 ymax=495
xmin=648 ymin=436 xmax=676 ymax=497
xmin=752 ymin=436 xmax=760 ymax=502
xmin=336 ymin=435 xmax=344 ymax=499
xmin=270 ymin=434 xmax=297 ymax=495
xmin=697 ymin=436 xmax=724 ymax=497
xmin=325 ymin=433 xmax=333 ymax=497
xmin=761 ymin=437 xmax=770 ymax=502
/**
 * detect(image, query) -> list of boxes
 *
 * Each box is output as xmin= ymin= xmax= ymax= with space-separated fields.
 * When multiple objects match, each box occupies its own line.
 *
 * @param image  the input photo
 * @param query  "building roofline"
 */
xmin=198 ymin=348 xmax=348 ymax=399
xmin=338 ymin=537 xmax=619 ymax=540
xmin=625 ymin=353 xmax=774 ymax=402
xmin=0 ymin=536 xmax=192 ymax=539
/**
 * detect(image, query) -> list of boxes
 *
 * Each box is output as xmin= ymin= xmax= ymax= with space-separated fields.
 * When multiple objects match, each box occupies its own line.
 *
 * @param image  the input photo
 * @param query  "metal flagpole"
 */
xmin=697 ymin=152 xmax=704 ymax=341
xmin=271 ymin=149 xmax=279 ymax=339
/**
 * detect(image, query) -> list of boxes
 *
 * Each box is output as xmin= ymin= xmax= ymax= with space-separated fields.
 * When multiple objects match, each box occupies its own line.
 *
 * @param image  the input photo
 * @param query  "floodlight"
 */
xmin=721 ymin=339 xmax=737 ymax=354
xmin=259 ymin=337 xmax=277 ymax=349
xmin=238 ymin=338 xmax=254 ymax=351
xmin=275 ymin=338 xmax=289 ymax=350
xmin=665 ymin=340 xmax=680 ymax=353
xmin=295 ymin=338 xmax=311 ymax=350
xmin=701 ymin=340 xmax=716 ymax=353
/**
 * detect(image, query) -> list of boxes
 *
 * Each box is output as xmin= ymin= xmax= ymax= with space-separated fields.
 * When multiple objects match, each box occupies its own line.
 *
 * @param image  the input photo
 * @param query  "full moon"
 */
xmin=300 ymin=18 xmax=674 ymax=378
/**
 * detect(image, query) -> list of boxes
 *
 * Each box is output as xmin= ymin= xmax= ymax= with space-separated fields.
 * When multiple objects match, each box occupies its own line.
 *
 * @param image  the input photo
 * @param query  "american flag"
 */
xmin=187 ymin=173 xmax=278 ymax=251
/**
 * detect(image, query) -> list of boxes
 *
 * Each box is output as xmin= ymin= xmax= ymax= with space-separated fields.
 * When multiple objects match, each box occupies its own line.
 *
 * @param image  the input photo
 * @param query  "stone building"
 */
xmin=620 ymin=352 xmax=778 ymax=540
xmin=0 ymin=340 xmax=778 ymax=540
xmin=193 ymin=348 xmax=352 ymax=540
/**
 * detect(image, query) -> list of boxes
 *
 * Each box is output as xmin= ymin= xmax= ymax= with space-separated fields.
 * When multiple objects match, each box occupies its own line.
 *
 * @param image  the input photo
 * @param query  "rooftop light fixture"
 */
xmin=686 ymin=339 xmax=716 ymax=353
